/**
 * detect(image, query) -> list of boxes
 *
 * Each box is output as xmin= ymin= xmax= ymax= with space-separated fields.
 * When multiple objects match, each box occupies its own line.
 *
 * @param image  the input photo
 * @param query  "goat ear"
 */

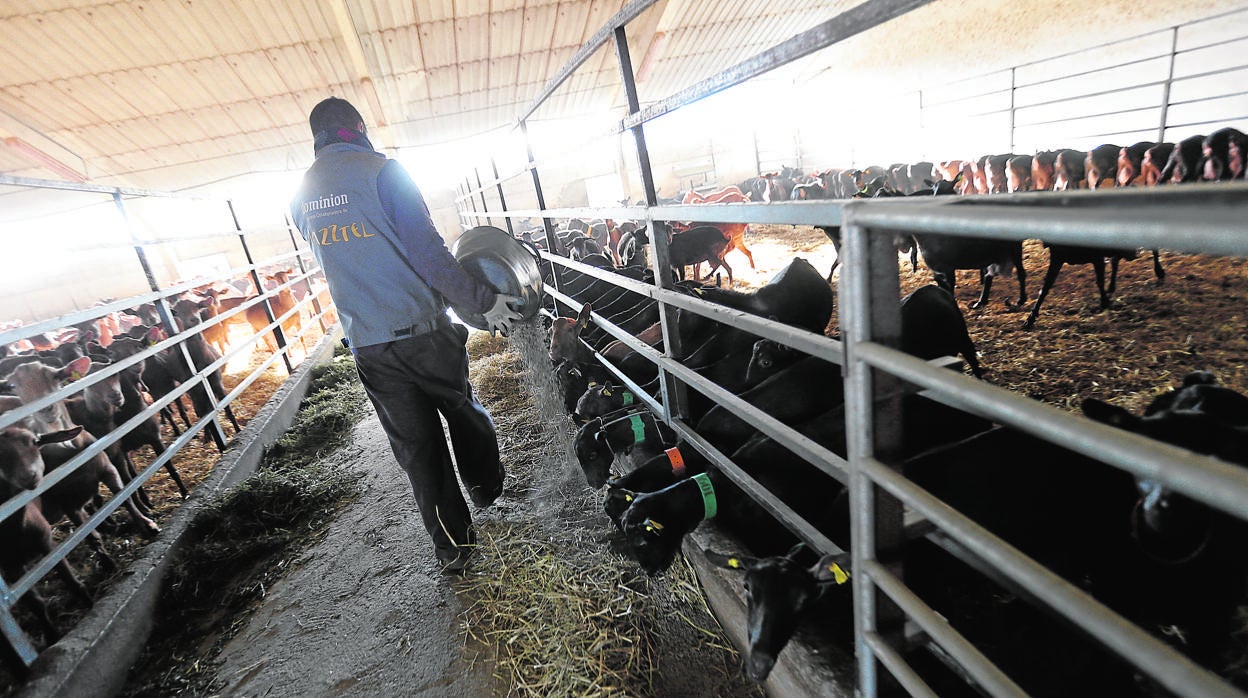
xmin=576 ymin=303 xmax=593 ymax=330
xmin=706 ymin=550 xmax=758 ymax=571
xmin=784 ymin=541 xmax=806 ymax=560
xmin=812 ymin=552 xmax=852 ymax=585
xmin=1181 ymin=370 xmax=1218 ymax=387
xmin=37 ymin=426 xmax=83 ymax=445
xmin=62 ymin=356 xmax=92 ymax=382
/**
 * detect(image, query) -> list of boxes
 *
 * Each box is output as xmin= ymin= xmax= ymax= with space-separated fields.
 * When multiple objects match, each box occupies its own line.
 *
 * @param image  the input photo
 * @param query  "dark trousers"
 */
xmin=353 ymin=323 xmax=503 ymax=556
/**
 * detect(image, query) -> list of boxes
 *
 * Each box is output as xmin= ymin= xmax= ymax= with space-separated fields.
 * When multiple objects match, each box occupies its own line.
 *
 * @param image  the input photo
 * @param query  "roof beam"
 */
xmin=329 ymin=0 xmax=388 ymax=128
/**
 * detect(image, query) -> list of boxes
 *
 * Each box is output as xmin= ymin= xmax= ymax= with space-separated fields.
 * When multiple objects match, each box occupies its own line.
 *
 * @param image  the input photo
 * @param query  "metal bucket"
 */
xmin=450 ymin=225 xmax=544 ymax=331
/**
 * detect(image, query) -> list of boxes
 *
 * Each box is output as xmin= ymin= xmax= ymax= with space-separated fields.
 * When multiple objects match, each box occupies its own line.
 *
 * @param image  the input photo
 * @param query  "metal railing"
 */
xmin=917 ymin=5 xmax=1248 ymax=153
xmin=0 ymin=175 xmax=336 ymax=669
xmin=451 ymin=2 xmax=1248 ymax=696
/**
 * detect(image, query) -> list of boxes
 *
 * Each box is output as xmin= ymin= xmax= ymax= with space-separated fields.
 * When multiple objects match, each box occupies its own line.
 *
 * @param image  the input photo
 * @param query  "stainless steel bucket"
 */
xmin=450 ymin=225 xmax=544 ymax=330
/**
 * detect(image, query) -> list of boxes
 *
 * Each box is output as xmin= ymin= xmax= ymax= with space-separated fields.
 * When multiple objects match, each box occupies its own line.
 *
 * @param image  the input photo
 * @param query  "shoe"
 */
xmin=436 ymin=546 xmax=473 ymax=575
xmin=468 ymin=466 xmax=505 ymax=508
xmin=435 ymin=528 xmax=478 ymax=575
xmin=468 ymin=483 xmax=503 ymax=508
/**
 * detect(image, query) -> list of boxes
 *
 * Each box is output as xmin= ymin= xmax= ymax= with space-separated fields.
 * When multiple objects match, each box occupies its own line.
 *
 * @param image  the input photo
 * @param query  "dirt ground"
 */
xmin=202 ymin=328 xmax=762 ymax=698
xmin=727 ymin=224 xmax=1248 ymax=410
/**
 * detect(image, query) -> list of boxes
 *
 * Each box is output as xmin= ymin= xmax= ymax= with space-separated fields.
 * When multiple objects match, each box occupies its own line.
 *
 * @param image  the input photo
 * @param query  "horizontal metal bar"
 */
xmin=931 ymin=5 xmax=1244 ymax=92
xmin=1168 ymin=62 xmax=1248 ymax=89
xmin=668 ymin=361 xmax=850 ymax=487
xmin=1163 ymin=115 xmax=1248 ymax=133
xmin=667 ymin=417 xmax=842 ymax=556
xmin=845 ymin=184 xmax=1248 ymax=255
xmin=463 ymin=200 xmax=850 ymax=228
xmin=519 ymin=0 xmax=660 ymax=123
xmin=1015 ymin=99 xmax=1160 ymax=128
xmin=124 ymin=225 xmax=298 ymax=248
xmin=0 ymin=250 xmax=316 ymax=348
xmin=9 ymin=396 xmax=217 ymax=602
xmin=854 ymin=341 xmax=1248 ymax=523
xmin=1013 ymin=56 xmax=1169 ymax=93
xmin=0 ymin=354 xmax=202 ymax=521
xmin=542 ymin=255 xmax=845 ymax=364
xmin=860 ymin=456 xmax=1239 ymax=698
xmin=864 ymin=560 xmax=1026 ymax=697
xmin=0 ymin=291 xmax=172 ymax=348
xmin=7 ymin=311 xmax=315 ymax=598
xmin=621 ymin=0 xmax=934 ymax=130
xmin=454 ymin=163 xmax=536 ymax=204
xmin=862 ymin=630 xmax=938 ymax=698
xmin=0 ymin=275 xmax=317 ymax=517
xmin=919 ymin=85 xmax=1010 ymax=110
xmin=0 ymin=174 xmax=205 ymax=200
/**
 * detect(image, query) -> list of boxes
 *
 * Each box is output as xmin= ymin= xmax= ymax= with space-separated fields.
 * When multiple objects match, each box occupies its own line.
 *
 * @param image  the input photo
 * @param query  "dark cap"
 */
xmin=308 ymin=97 xmax=364 ymax=136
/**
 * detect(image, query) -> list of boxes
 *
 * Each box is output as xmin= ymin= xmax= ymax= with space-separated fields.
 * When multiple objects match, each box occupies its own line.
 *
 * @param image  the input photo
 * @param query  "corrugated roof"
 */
xmin=0 ymin=0 xmax=1238 ymax=204
xmin=0 ymin=1 xmax=870 ymax=199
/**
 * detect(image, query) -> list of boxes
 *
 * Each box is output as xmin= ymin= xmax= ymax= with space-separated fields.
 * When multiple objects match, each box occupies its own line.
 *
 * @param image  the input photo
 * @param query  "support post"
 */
xmin=118 ymin=191 xmax=230 ymax=449
xmin=841 ymin=204 xmax=907 ymax=697
xmin=613 ymin=23 xmax=689 ymax=424
xmin=474 ymin=167 xmax=490 ymax=228
xmin=230 ymin=200 xmax=294 ymax=376
xmin=491 ymin=157 xmax=512 ymax=235
xmin=1158 ymin=26 xmax=1179 ymax=142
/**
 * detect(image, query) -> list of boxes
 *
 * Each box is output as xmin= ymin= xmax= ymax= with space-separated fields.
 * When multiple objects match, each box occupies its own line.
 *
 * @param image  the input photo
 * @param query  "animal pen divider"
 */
xmin=0 ymin=174 xmax=336 ymax=670
xmin=453 ymin=1 xmax=1248 ymax=696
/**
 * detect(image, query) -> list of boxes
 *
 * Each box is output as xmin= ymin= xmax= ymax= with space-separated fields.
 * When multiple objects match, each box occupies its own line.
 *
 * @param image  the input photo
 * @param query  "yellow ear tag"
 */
xmin=71 ymin=369 xmax=86 ymax=381
xmin=728 ymin=558 xmax=741 ymax=569
xmin=624 ymin=494 xmax=633 ymax=503
xmin=645 ymin=519 xmax=665 ymax=533
xmin=829 ymin=563 xmax=850 ymax=585
xmin=602 ymin=388 xmax=612 ymax=396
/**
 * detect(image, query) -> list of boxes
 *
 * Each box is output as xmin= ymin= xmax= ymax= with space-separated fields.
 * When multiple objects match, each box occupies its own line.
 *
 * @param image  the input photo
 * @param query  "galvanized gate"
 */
xmin=0 ymin=176 xmax=334 ymax=670
xmin=453 ymin=2 xmax=1248 ymax=696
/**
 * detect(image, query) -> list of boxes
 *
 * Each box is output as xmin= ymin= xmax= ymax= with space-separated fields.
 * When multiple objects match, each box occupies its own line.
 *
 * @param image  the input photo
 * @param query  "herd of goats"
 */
xmin=530 ymin=127 xmax=1248 ymax=690
xmin=0 ymin=268 xmax=325 ymax=666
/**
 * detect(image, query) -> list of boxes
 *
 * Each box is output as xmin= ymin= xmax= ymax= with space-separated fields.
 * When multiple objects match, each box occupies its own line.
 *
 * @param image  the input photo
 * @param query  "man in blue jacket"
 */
xmin=291 ymin=97 xmax=521 ymax=573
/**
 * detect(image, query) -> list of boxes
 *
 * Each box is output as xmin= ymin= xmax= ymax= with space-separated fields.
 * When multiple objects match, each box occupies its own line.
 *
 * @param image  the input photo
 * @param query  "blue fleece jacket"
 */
xmin=290 ymin=142 xmax=495 ymax=348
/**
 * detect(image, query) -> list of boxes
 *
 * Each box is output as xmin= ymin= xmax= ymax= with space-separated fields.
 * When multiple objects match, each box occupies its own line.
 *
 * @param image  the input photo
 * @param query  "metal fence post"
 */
xmin=229 ymin=200 xmax=294 ymax=376
xmin=521 ymin=118 xmax=566 ymax=315
xmin=474 ymin=167 xmax=490 ymax=228
xmin=613 ymin=23 xmax=690 ymax=424
xmin=456 ymin=182 xmax=470 ymax=229
xmin=117 ymin=191 xmax=231 ymax=449
xmin=1008 ymin=67 xmax=1017 ymax=154
xmin=491 ymin=157 xmax=513 ymax=235
xmin=284 ymin=210 xmax=327 ymax=334
xmin=841 ymin=204 xmax=907 ymax=697
xmin=1158 ymin=26 xmax=1179 ymax=142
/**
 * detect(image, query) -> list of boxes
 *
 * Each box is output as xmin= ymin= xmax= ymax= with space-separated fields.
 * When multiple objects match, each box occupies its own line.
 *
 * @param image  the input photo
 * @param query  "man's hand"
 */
xmin=483 ymin=294 xmax=524 ymax=336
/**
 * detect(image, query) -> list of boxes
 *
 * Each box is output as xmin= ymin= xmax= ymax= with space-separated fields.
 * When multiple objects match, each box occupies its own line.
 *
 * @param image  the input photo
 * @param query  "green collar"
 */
xmin=692 ymin=472 xmax=716 ymax=520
